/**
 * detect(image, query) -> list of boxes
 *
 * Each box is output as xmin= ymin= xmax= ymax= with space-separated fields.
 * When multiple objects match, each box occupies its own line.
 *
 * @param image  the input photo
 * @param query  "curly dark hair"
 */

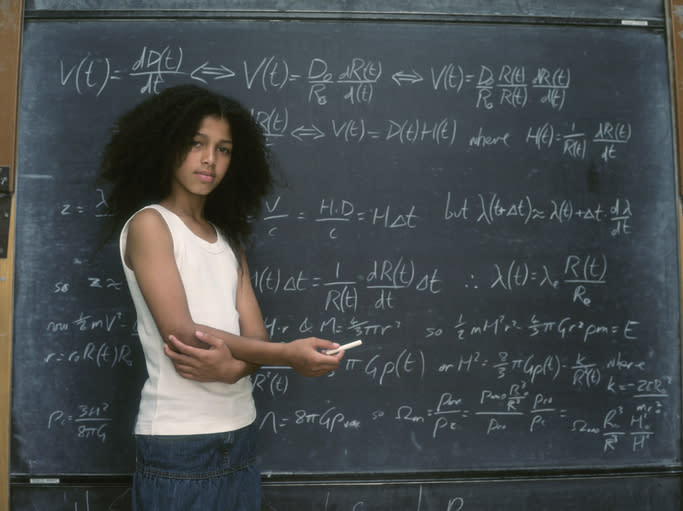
xmin=98 ymin=84 xmax=273 ymax=251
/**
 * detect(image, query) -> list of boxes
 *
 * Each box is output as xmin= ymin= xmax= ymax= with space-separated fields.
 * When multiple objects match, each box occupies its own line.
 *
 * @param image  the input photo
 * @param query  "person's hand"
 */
xmin=284 ymin=337 xmax=344 ymax=377
xmin=164 ymin=331 xmax=257 ymax=383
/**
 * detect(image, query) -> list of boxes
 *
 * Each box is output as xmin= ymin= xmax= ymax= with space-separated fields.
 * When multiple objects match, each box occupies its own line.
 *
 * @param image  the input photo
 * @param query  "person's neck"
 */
xmin=160 ymin=196 xmax=206 ymax=222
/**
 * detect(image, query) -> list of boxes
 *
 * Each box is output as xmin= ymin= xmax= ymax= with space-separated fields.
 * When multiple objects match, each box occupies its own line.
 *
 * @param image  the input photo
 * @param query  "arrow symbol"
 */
xmin=191 ymin=62 xmax=235 ymax=83
xmin=392 ymin=70 xmax=423 ymax=86
xmin=291 ymin=124 xmax=325 ymax=141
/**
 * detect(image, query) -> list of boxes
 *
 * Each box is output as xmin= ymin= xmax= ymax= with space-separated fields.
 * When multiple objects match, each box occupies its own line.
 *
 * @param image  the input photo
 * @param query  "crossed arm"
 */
xmin=124 ymin=208 xmax=343 ymax=383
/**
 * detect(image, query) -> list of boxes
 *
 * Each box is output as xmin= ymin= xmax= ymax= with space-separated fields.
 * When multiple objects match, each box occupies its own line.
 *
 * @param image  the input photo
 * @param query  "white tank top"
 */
xmin=120 ymin=204 xmax=256 ymax=435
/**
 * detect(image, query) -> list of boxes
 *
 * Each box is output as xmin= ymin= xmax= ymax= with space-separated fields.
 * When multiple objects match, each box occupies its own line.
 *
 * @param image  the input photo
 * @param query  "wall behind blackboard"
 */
xmin=10 ymin=4 xmax=681 ymax=509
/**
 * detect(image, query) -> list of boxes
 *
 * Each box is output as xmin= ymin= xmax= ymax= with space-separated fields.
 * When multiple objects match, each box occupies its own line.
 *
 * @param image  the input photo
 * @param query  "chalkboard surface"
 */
xmin=11 ymin=17 xmax=681 ymax=480
xmin=9 ymin=475 xmax=682 ymax=510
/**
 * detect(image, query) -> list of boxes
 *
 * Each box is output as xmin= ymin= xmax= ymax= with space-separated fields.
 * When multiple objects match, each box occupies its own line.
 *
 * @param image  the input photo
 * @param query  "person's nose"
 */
xmin=202 ymin=146 xmax=215 ymax=166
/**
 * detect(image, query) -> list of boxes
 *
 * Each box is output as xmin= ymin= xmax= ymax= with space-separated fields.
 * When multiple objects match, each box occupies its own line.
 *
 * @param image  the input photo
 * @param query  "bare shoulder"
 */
xmin=125 ymin=208 xmax=173 ymax=266
xmin=128 ymin=207 xmax=166 ymax=234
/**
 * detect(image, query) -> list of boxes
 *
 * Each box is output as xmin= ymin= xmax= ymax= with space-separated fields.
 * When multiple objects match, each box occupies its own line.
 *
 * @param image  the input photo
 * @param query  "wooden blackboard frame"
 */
xmin=0 ymin=2 xmax=24 ymax=509
xmin=669 ymin=0 xmax=683 ymax=196
xmin=21 ymin=0 xmax=664 ymax=24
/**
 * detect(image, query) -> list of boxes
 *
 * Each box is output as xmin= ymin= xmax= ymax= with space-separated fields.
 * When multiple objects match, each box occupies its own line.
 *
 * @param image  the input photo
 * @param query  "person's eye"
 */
xmin=219 ymin=146 xmax=232 ymax=155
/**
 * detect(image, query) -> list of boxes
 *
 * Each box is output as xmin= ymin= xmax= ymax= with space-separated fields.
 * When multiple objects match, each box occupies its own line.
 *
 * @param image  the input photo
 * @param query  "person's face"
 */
xmin=172 ymin=115 xmax=232 ymax=199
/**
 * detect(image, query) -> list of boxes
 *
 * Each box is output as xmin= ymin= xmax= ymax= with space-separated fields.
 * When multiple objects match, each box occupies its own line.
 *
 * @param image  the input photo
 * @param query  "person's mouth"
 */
xmin=195 ymin=171 xmax=215 ymax=183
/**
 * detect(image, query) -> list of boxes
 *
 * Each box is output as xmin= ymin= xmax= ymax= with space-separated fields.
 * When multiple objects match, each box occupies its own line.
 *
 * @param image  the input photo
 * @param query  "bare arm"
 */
xmin=125 ymin=208 xmax=342 ymax=380
xmin=198 ymin=251 xmax=344 ymax=375
xmin=125 ymin=208 xmax=252 ymax=383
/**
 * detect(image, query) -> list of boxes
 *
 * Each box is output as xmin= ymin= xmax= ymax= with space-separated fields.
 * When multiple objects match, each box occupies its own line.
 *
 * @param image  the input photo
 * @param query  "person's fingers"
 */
xmin=194 ymin=330 xmax=223 ymax=349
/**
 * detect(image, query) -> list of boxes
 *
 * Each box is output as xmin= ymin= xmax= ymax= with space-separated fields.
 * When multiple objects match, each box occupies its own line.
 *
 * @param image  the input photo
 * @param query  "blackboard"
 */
xmin=10 ymin=7 xmax=681 ymax=505
xmin=9 ymin=474 xmax=682 ymax=510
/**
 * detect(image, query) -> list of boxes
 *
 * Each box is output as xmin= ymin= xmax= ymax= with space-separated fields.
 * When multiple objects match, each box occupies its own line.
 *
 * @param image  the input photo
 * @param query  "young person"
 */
xmin=99 ymin=84 xmax=343 ymax=510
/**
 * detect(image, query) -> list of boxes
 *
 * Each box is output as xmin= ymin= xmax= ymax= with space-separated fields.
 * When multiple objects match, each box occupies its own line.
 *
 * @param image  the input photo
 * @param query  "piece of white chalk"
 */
xmin=324 ymin=339 xmax=363 ymax=355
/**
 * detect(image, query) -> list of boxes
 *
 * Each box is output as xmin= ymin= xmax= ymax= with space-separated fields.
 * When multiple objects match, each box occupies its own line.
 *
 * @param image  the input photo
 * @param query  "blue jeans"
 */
xmin=132 ymin=423 xmax=261 ymax=511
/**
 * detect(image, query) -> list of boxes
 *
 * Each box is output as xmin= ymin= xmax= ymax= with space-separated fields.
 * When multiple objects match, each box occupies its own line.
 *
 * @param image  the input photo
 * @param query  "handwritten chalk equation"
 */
xmin=449 ymin=194 xmax=632 ymax=234
xmin=203 ymin=108 xmax=460 ymax=146
xmin=254 ymin=194 xmax=633 ymax=241
xmin=434 ymin=313 xmax=639 ymax=345
xmin=254 ymin=361 xmax=669 ymax=455
xmin=45 ymin=310 xmax=129 ymax=334
xmin=527 ymin=121 xmax=632 ymax=161
xmin=58 ymin=46 xmax=570 ymax=111
xmin=53 ymin=276 xmax=124 ymax=295
xmin=73 ymin=191 xmax=633 ymax=241
xmin=47 ymin=402 xmax=112 ymax=443
xmin=264 ymin=314 xmax=402 ymax=339
xmin=43 ymin=341 xmax=134 ymax=369
xmin=251 ymin=252 xmax=615 ymax=312
xmin=258 ymin=405 xmax=362 ymax=435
